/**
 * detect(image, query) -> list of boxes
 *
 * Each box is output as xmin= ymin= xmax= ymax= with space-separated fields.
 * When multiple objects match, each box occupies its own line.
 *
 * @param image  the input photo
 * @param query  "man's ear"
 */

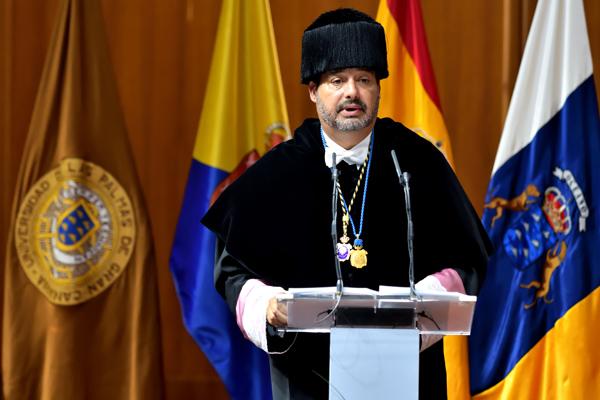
xmin=308 ymin=82 xmax=318 ymax=103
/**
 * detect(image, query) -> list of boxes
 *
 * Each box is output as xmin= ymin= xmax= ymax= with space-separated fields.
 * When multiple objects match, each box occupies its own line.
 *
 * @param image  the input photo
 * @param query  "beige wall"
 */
xmin=1 ymin=0 xmax=599 ymax=397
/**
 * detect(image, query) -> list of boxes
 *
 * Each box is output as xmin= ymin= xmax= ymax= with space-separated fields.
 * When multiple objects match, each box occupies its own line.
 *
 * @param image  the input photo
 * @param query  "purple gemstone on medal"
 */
xmin=337 ymin=243 xmax=350 ymax=261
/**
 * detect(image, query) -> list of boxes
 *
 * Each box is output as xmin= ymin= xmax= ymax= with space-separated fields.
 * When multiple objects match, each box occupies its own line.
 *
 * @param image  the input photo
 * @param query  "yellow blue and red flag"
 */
xmin=169 ymin=0 xmax=289 ymax=398
xmin=470 ymin=0 xmax=600 ymax=398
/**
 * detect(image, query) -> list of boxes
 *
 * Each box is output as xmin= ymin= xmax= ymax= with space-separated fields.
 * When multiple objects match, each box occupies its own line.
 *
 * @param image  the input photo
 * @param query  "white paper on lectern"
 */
xmin=378 ymin=285 xmax=476 ymax=302
xmin=287 ymin=286 xmax=379 ymax=296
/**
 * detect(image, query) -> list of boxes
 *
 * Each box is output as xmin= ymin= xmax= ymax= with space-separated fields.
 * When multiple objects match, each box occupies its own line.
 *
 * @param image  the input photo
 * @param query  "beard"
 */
xmin=316 ymin=93 xmax=379 ymax=132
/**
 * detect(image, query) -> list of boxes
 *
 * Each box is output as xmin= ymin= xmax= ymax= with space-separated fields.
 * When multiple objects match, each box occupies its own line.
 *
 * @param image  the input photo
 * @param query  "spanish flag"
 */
xmin=376 ymin=2 xmax=468 ymax=398
xmin=376 ymin=0 xmax=453 ymax=165
xmin=2 ymin=0 xmax=164 ymax=398
xmin=169 ymin=0 xmax=289 ymax=399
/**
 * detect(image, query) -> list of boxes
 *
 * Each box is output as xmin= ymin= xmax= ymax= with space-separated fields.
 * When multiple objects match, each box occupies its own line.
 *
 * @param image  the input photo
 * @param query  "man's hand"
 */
xmin=266 ymin=296 xmax=288 ymax=327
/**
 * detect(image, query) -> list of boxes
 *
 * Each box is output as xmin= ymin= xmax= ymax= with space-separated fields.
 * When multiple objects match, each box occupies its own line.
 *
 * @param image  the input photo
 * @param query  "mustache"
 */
xmin=336 ymin=99 xmax=367 ymax=113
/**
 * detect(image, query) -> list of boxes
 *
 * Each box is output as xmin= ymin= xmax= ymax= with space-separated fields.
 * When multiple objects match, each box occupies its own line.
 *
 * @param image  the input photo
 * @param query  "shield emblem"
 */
xmin=56 ymin=200 xmax=99 ymax=251
xmin=503 ymin=185 xmax=572 ymax=270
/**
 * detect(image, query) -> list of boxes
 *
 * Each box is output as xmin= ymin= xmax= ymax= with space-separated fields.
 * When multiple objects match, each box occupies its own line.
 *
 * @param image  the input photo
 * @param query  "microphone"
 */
xmin=391 ymin=150 xmax=418 ymax=300
xmin=330 ymin=152 xmax=344 ymax=297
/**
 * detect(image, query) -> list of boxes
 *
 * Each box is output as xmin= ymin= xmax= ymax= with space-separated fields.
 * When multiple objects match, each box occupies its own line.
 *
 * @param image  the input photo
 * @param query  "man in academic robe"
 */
xmin=202 ymin=8 xmax=491 ymax=400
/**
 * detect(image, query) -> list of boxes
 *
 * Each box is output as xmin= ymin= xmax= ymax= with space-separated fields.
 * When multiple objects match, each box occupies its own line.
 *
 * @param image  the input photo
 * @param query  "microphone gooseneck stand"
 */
xmin=330 ymin=152 xmax=344 ymax=298
xmin=391 ymin=150 xmax=418 ymax=300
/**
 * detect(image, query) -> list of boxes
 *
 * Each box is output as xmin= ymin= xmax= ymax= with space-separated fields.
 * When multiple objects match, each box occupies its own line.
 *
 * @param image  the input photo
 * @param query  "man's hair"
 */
xmin=300 ymin=8 xmax=388 ymax=85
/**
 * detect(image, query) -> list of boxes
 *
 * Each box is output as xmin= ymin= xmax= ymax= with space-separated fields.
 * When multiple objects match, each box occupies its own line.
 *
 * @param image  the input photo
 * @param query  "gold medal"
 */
xmin=349 ymin=238 xmax=367 ymax=268
xmin=349 ymin=248 xmax=368 ymax=269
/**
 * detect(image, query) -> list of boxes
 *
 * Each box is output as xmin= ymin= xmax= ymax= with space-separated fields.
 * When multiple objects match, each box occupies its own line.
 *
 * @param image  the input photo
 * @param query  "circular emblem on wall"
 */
xmin=14 ymin=158 xmax=136 ymax=305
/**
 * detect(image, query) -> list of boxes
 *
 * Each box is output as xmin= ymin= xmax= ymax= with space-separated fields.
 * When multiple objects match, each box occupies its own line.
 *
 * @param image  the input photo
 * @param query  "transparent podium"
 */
xmin=276 ymin=287 xmax=476 ymax=400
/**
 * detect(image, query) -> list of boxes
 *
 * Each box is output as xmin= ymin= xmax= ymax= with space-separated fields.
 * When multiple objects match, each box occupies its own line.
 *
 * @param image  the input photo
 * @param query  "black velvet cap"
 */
xmin=301 ymin=8 xmax=388 ymax=84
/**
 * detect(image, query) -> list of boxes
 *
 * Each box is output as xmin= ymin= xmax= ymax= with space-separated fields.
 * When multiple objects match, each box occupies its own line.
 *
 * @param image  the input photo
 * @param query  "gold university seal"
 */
xmin=15 ymin=158 xmax=136 ymax=305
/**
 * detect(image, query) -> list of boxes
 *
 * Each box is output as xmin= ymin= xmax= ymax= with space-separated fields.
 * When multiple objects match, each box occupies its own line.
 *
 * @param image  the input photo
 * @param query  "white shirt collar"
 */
xmin=322 ymin=131 xmax=372 ymax=168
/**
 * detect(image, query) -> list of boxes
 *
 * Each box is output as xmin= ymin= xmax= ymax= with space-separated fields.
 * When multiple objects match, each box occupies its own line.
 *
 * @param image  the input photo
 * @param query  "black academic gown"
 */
xmin=202 ymin=118 xmax=491 ymax=400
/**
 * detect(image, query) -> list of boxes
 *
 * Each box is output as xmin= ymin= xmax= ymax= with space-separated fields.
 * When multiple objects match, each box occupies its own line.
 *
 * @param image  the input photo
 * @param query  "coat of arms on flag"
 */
xmin=484 ymin=166 xmax=589 ymax=310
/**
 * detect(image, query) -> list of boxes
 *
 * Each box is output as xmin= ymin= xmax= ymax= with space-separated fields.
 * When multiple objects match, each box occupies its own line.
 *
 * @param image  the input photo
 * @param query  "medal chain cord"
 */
xmin=337 ymin=151 xmax=368 ymax=215
xmin=337 ymin=151 xmax=369 ymax=239
xmin=320 ymin=126 xmax=374 ymax=245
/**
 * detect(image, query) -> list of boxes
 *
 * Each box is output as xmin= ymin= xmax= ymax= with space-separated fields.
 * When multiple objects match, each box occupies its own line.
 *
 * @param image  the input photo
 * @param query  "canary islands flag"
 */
xmin=470 ymin=0 xmax=600 ymax=398
xmin=169 ymin=0 xmax=289 ymax=399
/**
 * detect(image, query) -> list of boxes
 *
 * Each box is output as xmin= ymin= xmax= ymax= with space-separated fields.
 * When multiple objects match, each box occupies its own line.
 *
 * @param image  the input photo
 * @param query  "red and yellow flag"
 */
xmin=377 ymin=0 xmax=453 ymax=165
xmin=377 ymin=1 xmax=468 ymax=399
xmin=2 ymin=0 xmax=163 ymax=398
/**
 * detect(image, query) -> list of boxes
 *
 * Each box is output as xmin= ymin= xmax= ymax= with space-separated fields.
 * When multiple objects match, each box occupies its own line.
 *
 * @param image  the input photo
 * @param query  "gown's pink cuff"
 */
xmin=432 ymin=268 xmax=466 ymax=294
xmin=235 ymin=279 xmax=266 ymax=338
xmin=415 ymin=268 xmax=466 ymax=352
xmin=235 ymin=279 xmax=286 ymax=352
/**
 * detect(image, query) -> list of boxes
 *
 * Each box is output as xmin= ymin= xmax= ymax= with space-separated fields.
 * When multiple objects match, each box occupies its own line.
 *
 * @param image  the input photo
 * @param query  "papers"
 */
xmin=377 ymin=286 xmax=411 ymax=296
xmin=287 ymin=286 xmax=378 ymax=296
xmin=378 ymin=285 xmax=476 ymax=302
